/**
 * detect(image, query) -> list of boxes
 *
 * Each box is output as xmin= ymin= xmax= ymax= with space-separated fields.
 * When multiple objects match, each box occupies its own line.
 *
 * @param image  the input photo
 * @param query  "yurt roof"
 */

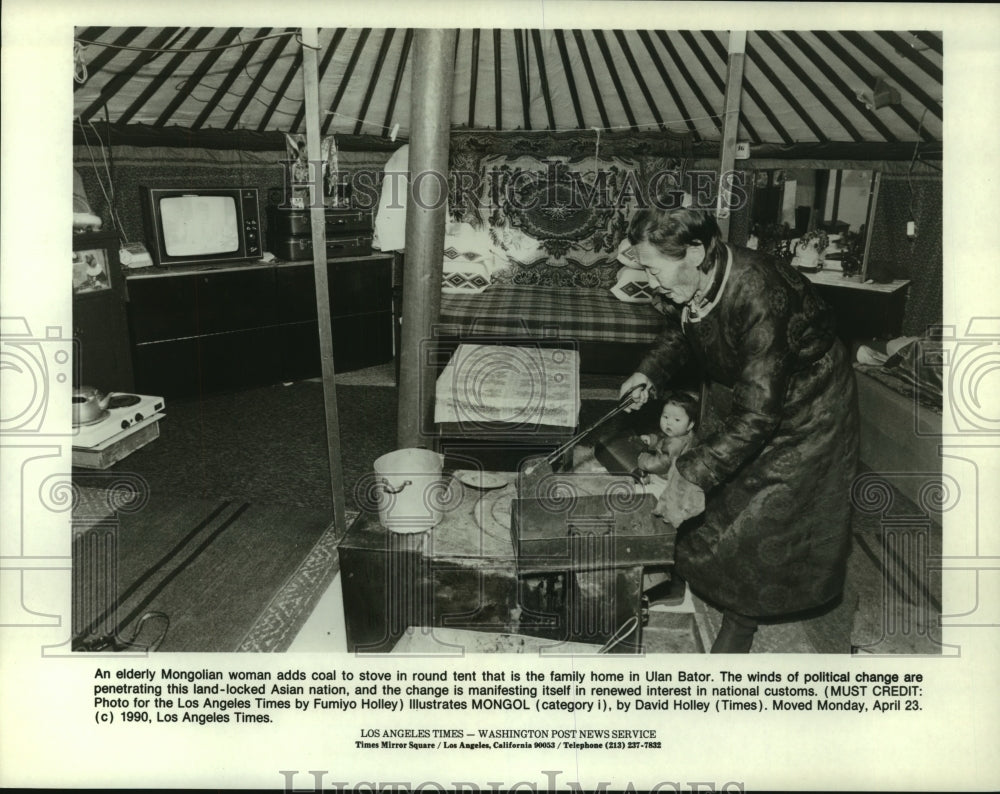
xmin=73 ymin=27 xmax=942 ymax=155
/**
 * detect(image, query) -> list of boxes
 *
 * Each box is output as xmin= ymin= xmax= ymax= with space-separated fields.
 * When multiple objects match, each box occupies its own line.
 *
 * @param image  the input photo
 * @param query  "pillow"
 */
xmin=610 ymin=266 xmax=656 ymax=303
xmin=883 ymin=334 xmax=944 ymax=410
xmin=73 ymin=169 xmax=102 ymax=230
xmin=442 ymin=256 xmax=492 ymax=294
xmin=616 ymin=238 xmax=642 ymax=269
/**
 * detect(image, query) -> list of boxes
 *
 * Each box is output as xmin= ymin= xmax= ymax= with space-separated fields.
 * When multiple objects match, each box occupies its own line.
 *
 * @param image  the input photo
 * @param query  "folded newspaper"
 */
xmin=434 ymin=344 xmax=580 ymax=428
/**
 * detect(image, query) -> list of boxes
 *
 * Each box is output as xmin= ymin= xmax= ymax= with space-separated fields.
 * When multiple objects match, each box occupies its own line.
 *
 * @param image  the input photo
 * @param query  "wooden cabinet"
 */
xmin=272 ymin=258 xmax=395 ymax=379
xmin=804 ymin=270 xmax=910 ymax=341
xmin=73 ymin=231 xmax=135 ymax=393
xmin=126 ymin=255 xmax=394 ymax=397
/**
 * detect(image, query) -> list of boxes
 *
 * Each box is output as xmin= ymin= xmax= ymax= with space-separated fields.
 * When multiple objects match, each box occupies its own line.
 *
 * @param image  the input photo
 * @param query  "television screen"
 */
xmin=160 ymin=195 xmax=240 ymax=256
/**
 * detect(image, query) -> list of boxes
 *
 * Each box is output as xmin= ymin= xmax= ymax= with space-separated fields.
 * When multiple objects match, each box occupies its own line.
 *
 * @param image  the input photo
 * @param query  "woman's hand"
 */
xmin=638 ymin=451 xmax=671 ymax=475
xmin=619 ymin=372 xmax=654 ymax=412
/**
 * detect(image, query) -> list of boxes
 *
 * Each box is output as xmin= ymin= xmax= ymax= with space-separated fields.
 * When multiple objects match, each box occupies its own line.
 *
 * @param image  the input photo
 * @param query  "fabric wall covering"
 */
xmin=867 ymin=173 xmax=943 ymax=335
xmin=72 ymin=145 xmax=393 ymax=245
xmin=443 ymin=129 xmax=691 ymax=288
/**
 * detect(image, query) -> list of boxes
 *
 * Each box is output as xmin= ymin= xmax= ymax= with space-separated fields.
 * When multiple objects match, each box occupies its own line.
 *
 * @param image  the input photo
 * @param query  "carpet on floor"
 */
xmin=77 ymin=381 xmax=942 ymax=654
xmin=237 ymin=510 xmax=358 ymax=652
xmin=72 ymin=485 xmax=340 ymax=652
xmin=690 ymin=499 xmax=942 ymax=655
xmin=102 ymin=381 xmax=623 ymax=514
xmin=846 ymin=498 xmax=943 ymax=655
xmin=100 ymin=381 xmax=394 ymax=515
xmin=74 ymin=382 xmax=621 ymax=652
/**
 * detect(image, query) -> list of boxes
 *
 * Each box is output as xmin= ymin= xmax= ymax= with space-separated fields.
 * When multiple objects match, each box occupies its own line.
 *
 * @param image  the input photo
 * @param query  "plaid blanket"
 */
xmin=439 ymin=285 xmax=665 ymax=344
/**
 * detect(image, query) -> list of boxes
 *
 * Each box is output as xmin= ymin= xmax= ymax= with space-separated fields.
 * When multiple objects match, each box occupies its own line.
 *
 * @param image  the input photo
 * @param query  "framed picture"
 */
xmin=72 ymin=231 xmax=121 ymax=298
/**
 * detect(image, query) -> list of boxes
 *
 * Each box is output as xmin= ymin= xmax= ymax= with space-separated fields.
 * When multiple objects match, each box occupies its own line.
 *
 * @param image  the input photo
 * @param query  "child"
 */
xmin=637 ymin=390 xmax=699 ymax=476
xmin=638 ymin=390 xmax=700 ymax=606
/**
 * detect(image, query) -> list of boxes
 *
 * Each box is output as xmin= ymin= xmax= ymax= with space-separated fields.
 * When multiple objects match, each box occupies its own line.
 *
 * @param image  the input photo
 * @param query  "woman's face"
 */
xmin=634 ymin=241 xmax=706 ymax=305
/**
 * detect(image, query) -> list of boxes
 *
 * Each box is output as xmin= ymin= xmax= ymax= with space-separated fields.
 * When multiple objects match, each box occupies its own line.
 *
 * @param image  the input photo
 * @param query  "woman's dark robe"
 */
xmin=638 ymin=244 xmax=860 ymax=618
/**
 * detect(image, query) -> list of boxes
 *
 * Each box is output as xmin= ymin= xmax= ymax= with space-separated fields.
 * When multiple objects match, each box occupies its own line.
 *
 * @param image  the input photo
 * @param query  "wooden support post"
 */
xmin=717 ymin=31 xmax=746 ymax=241
xmin=301 ymin=28 xmax=348 ymax=536
xmin=397 ymin=29 xmax=457 ymax=449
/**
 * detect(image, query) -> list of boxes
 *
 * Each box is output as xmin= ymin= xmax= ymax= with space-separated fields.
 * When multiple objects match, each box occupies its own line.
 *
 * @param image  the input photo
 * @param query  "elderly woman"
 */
xmin=620 ymin=206 xmax=859 ymax=653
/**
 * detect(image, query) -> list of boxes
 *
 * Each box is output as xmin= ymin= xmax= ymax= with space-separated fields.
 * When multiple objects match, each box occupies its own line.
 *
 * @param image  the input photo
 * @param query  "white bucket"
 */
xmin=372 ymin=448 xmax=446 ymax=533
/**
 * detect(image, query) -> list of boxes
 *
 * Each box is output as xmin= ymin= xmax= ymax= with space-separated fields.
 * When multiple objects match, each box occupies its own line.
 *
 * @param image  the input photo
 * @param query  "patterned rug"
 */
xmin=75 ymin=381 xmax=622 ymax=653
xmin=237 ymin=511 xmax=357 ymax=652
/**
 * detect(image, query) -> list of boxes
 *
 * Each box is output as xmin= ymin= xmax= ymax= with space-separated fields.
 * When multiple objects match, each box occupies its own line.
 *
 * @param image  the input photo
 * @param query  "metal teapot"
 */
xmin=72 ymin=386 xmax=111 ymax=425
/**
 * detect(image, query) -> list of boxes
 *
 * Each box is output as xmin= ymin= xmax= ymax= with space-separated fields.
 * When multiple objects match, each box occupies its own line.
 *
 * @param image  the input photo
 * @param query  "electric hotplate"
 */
xmin=73 ymin=393 xmax=166 ymax=449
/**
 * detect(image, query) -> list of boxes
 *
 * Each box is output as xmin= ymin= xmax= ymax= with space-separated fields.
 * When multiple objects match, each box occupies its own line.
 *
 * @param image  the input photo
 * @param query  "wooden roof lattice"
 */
xmin=73 ymin=27 xmax=942 ymax=151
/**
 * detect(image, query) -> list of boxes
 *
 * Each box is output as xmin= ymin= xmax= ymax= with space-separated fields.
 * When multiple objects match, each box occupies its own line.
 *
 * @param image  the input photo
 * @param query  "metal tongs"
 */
xmin=541 ymin=383 xmax=647 ymax=467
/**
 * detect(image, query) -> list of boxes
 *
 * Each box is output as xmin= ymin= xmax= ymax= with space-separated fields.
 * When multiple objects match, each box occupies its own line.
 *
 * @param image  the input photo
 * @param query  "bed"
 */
xmin=438 ymin=284 xmax=665 ymax=374
xmin=852 ymin=335 xmax=943 ymax=511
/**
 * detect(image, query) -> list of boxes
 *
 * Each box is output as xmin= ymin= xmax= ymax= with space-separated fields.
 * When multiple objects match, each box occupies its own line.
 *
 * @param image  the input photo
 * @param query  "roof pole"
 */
xmin=717 ymin=30 xmax=746 ymax=241
xmin=301 ymin=28 xmax=348 ymax=535
xmin=397 ymin=28 xmax=457 ymax=449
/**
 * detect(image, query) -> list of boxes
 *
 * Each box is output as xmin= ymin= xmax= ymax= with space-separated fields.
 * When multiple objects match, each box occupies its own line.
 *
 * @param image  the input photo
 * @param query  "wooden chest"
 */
xmin=267 ymin=206 xmax=374 ymax=260
xmin=268 ymin=233 xmax=373 ymax=261
xmin=266 ymin=206 xmax=372 ymax=237
xmin=511 ymin=493 xmax=674 ymax=573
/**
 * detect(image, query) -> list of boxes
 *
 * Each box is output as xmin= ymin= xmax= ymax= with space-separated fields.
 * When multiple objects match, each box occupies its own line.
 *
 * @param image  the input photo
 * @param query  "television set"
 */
xmin=140 ymin=186 xmax=262 ymax=267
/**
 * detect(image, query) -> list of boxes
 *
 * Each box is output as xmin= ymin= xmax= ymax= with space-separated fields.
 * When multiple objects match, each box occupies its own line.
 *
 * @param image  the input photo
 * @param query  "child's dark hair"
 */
xmin=662 ymin=389 xmax=700 ymax=426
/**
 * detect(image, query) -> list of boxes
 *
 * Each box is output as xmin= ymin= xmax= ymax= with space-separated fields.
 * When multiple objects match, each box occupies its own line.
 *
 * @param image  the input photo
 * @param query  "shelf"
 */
xmin=803 ymin=268 xmax=910 ymax=294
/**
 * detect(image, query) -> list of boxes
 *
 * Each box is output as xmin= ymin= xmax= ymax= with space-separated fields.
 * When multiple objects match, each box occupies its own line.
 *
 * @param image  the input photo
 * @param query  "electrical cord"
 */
xmin=169 ymin=76 xmax=304 ymax=119
xmin=88 ymin=119 xmax=123 ymax=237
xmin=598 ymin=615 xmax=640 ymax=654
xmin=76 ymin=118 xmax=129 ymax=242
xmin=73 ymin=612 xmax=170 ymax=653
xmin=125 ymin=612 xmax=171 ymax=652
xmin=103 ymin=105 xmax=125 ymax=247
xmin=74 ymin=30 xmax=314 ymax=54
xmin=76 ymin=120 xmax=115 ymax=231
xmin=82 ymin=50 xmax=299 ymax=83
xmin=907 ymin=106 xmax=931 ymax=232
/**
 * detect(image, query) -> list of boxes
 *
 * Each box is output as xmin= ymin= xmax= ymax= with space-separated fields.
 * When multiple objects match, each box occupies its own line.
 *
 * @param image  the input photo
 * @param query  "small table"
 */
xmin=804 ymin=270 xmax=911 ymax=293
xmin=72 ymin=394 xmax=166 ymax=469
xmin=337 ymin=471 xmax=665 ymax=653
xmin=433 ymin=342 xmax=580 ymax=471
